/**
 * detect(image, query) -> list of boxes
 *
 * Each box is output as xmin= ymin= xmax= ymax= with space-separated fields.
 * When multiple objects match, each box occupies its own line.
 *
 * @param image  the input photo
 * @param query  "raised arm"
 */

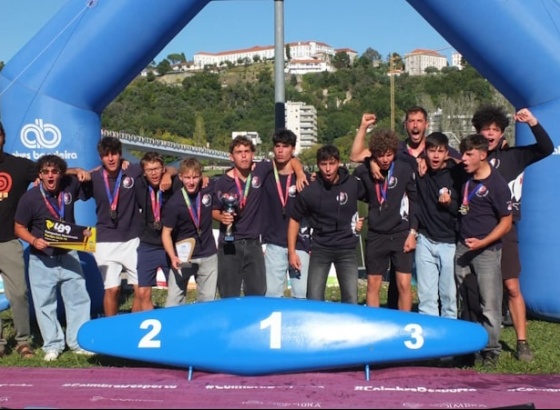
xmin=350 ymin=113 xmax=376 ymax=163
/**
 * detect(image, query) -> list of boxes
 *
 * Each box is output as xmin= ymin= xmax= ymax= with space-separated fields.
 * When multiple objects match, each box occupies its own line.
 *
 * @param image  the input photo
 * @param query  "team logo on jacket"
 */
xmin=288 ymin=185 xmax=297 ymax=197
xmin=202 ymin=193 xmax=212 ymax=207
xmin=63 ymin=192 xmax=72 ymax=205
xmin=490 ymin=158 xmax=501 ymax=169
xmin=251 ymin=176 xmax=262 ymax=189
xmin=122 ymin=176 xmax=135 ymax=189
xmin=476 ymin=185 xmax=489 ymax=198
xmin=400 ymin=193 xmax=409 ymax=221
xmin=337 ymin=192 xmax=348 ymax=205
xmin=388 ymin=176 xmax=398 ymax=189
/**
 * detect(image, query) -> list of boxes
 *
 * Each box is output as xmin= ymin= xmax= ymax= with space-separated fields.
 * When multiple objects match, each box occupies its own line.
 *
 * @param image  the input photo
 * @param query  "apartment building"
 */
xmin=285 ymin=101 xmax=318 ymax=154
xmin=404 ymin=48 xmax=448 ymax=76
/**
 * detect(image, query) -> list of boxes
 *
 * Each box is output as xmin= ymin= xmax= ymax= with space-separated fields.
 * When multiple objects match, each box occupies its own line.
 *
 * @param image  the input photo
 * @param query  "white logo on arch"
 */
xmin=20 ymin=119 xmax=62 ymax=149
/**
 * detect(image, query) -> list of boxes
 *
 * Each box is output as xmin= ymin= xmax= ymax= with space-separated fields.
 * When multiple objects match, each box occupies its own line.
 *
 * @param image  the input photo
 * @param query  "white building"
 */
xmin=404 ymin=49 xmax=448 ymax=76
xmin=286 ymin=59 xmax=334 ymax=75
xmin=451 ymin=51 xmax=464 ymax=70
xmin=232 ymin=131 xmax=261 ymax=147
xmin=193 ymin=41 xmax=336 ymax=69
xmin=285 ymin=101 xmax=318 ymax=154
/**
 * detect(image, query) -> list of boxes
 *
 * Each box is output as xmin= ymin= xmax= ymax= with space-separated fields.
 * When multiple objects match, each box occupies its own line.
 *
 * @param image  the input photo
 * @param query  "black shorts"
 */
xmin=501 ymin=223 xmax=521 ymax=280
xmin=365 ymin=231 xmax=414 ymax=275
xmin=137 ymin=242 xmax=171 ymax=287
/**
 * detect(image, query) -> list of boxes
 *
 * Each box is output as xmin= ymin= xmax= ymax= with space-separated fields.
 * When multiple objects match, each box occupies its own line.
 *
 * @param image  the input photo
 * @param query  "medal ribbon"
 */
xmin=103 ymin=169 xmax=122 ymax=213
xmin=181 ymin=188 xmax=201 ymax=233
xmin=462 ymin=179 xmax=484 ymax=209
xmin=149 ymin=186 xmax=162 ymax=223
xmin=234 ymin=169 xmax=251 ymax=210
xmin=375 ymin=162 xmax=394 ymax=206
xmin=272 ymin=161 xmax=292 ymax=212
xmin=39 ymin=184 xmax=65 ymax=221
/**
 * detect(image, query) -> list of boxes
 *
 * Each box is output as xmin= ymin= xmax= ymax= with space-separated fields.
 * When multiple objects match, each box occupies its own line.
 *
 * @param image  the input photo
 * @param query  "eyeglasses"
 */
xmin=40 ymin=169 xmax=61 ymax=175
xmin=145 ymin=167 xmax=163 ymax=174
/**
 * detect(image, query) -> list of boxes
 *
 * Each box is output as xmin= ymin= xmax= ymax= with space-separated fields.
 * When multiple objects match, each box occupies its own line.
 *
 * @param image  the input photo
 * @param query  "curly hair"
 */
xmin=471 ymin=105 xmax=510 ymax=132
xmin=368 ymin=128 xmax=399 ymax=158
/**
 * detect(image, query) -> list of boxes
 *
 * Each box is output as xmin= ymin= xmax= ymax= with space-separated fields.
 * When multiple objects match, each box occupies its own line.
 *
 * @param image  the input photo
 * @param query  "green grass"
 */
xmin=1 ymin=282 xmax=558 ymax=374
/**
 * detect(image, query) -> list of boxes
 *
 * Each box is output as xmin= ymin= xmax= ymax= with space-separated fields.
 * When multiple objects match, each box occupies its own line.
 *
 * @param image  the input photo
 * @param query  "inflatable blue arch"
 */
xmin=1 ymin=0 xmax=559 ymax=320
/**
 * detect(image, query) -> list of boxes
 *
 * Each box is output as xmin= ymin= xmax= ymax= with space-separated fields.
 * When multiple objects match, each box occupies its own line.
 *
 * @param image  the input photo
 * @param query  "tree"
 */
xmin=156 ymin=59 xmax=172 ymax=76
xmin=253 ymin=54 xmax=261 ymax=63
xmin=285 ymin=44 xmax=292 ymax=61
xmin=362 ymin=47 xmax=382 ymax=63
xmin=332 ymin=52 xmax=351 ymax=69
xmin=167 ymin=53 xmax=186 ymax=65
xmin=424 ymin=66 xmax=440 ymax=74
xmin=193 ymin=113 xmax=207 ymax=147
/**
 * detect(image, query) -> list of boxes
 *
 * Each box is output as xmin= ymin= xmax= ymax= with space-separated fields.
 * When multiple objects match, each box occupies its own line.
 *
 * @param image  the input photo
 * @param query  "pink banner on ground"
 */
xmin=0 ymin=366 xmax=557 ymax=409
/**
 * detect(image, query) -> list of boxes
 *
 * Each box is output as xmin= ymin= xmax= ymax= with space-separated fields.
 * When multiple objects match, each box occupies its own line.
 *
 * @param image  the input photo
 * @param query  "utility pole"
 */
xmin=274 ymin=0 xmax=285 ymax=130
xmin=389 ymin=53 xmax=395 ymax=131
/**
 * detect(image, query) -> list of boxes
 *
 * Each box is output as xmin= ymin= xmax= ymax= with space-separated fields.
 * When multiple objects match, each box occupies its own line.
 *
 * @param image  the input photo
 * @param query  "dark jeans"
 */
xmin=217 ymin=239 xmax=266 ymax=298
xmin=307 ymin=246 xmax=359 ymax=304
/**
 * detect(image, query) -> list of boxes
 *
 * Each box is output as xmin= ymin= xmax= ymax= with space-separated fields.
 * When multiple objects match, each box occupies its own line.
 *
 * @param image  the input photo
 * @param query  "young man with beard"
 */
xmin=14 ymin=155 xmax=92 ymax=361
xmin=353 ymin=129 xmax=418 ymax=310
xmin=263 ymin=129 xmax=311 ymax=299
xmin=288 ymin=145 xmax=364 ymax=304
xmin=471 ymin=106 xmax=553 ymax=362
xmin=455 ymin=134 xmax=512 ymax=369
xmin=134 ymin=152 xmax=180 ymax=311
xmin=162 ymin=158 xmax=218 ymax=304
xmin=414 ymin=132 xmax=462 ymax=318
xmin=351 ymin=108 xmax=462 ymax=308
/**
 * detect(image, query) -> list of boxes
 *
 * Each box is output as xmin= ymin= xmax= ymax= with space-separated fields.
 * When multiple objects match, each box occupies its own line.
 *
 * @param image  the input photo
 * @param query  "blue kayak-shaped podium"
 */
xmin=78 ymin=297 xmax=487 ymax=376
xmin=0 ymin=294 xmax=9 ymax=312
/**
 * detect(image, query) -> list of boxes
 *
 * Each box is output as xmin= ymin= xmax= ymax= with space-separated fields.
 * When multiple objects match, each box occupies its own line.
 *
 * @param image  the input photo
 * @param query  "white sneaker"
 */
xmin=44 ymin=351 xmax=60 ymax=362
xmin=73 ymin=348 xmax=95 ymax=356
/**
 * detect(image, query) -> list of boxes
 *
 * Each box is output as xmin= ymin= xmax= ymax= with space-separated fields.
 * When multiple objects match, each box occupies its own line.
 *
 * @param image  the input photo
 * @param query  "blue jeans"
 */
xmin=307 ymin=246 xmax=358 ymax=304
xmin=264 ymin=244 xmax=309 ymax=299
xmin=415 ymin=234 xmax=457 ymax=318
xmin=455 ymin=242 xmax=502 ymax=356
xmin=28 ymin=251 xmax=91 ymax=353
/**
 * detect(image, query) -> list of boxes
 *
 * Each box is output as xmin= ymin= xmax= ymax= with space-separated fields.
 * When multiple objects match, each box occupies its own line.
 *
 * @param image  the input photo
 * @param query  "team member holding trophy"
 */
xmin=212 ymin=135 xmax=307 ymax=298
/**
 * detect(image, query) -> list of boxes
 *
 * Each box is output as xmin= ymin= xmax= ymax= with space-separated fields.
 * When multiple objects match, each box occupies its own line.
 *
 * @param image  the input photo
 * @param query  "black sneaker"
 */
xmin=482 ymin=352 xmax=499 ymax=369
xmin=516 ymin=340 xmax=534 ymax=362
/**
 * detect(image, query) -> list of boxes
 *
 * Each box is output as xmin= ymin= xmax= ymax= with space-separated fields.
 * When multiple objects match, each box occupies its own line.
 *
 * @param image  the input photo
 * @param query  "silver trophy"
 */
xmin=220 ymin=192 xmax=239 ymax=242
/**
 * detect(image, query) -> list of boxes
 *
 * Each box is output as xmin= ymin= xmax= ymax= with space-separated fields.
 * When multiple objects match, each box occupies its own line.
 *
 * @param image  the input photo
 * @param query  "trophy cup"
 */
xmin=220 ymin=192 xmax=239 ymax=242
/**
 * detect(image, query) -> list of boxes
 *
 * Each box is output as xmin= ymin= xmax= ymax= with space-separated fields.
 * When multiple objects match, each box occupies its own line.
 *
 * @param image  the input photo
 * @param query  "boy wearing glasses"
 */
xmin=14 ymin=155 xmax=92 ymax=361
xmin=134 ymin=152 xmax=180 ymax=311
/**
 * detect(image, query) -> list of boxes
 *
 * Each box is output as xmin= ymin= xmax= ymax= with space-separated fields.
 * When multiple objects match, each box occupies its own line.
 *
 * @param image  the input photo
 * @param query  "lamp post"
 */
xmin=274 ymin=0 xmax=285 ymax=130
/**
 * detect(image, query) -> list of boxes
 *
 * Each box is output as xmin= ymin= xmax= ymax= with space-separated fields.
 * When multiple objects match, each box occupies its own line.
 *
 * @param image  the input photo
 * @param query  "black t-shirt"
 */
xmin=212 ymin=161 xmax=272 ymax=244
xmin=262 ymin=170 xmax=311 ymax=252
xmin=0 ymin=153 xmax=38 ymax=242
xmin=15 ymin=176 xmax=81 ymax=257
xmin=457 ymin=167 xmax=512 ymax=248
xmin=162 ymin=180 xmax=217 ymax=259
xmin=80 ymin=163 xmax=143 ymax=242
xmin=354 ymin=158 xmax=418 ymax=235
xmin=135 ymin=175 xmax=180 ymax=247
